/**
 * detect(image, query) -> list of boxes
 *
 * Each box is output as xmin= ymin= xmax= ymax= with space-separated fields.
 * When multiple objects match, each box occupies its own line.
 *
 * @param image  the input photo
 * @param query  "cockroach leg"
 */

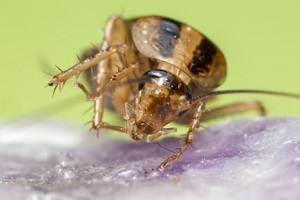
xmin=74 ymin=82 xmax=91 ymax=98
xmin=91 ymin=96 xmax=104 ymax=130
xmin=74 ymin=80 xmax=108 ymax=101
xmin=91 ymin=97 xmax=125 ymax=132
xmin=48 ymin=44 xmax=127 ymax=89
xmin=88 ymin=62 xmax=141 ymax=99
xmin=110 ymin=63 xmax=139 ymax=81
xmin=75 ymin=82 xmax=124 ymax=132
xmin=201 ymin=100 xmax=266 ymax=122
xmin=158 ymin=101 xmax=204 ymax=171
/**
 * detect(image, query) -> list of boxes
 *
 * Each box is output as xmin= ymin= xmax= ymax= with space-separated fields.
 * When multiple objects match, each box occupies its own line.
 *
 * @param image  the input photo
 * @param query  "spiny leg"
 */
xmin=157 ymin=100 xmax=265 ymax=170
xmin=201 ymin=100 xmax=266 ymax=122
xmin=75 ymin=61 xmax=142 ymax=132
xmin=70 ymin=44 xmax=110 ymax=132
xmin=77 ymin=38 xmax=129 ymax=132
xmin=74 ymin=82 xmax=124 ymax=132
xmin=73 ymin=44 xmax=125 ymax=133
xmin=48 ymin=44 xmax=127 ymax=89
xmin=77 ymin=41 xmax=141 ymax=132
xmin=110 ymin=62 xmax=139 ymax=82
xmin=92 ymin=62 xmax=141 ymax=97
xmin=76 ymin=49 xmax=142 ymax=132
xmin=158 ymin=101 xmax=205 ymax=171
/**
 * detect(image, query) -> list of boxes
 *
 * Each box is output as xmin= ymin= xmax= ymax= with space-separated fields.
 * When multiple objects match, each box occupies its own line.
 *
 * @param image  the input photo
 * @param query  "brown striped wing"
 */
xmin=132 ymin=16 xmax=227 ymax=89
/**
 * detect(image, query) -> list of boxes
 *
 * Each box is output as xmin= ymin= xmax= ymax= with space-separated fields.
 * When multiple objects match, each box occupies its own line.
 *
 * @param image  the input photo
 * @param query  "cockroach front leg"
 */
xmin=158 ymin=101 xmax=205 ymax=171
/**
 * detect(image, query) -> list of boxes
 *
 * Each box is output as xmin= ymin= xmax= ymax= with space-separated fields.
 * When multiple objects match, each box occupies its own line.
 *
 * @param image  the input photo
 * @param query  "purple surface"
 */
xmin=0 ymin=117 xmax=300 ymax=200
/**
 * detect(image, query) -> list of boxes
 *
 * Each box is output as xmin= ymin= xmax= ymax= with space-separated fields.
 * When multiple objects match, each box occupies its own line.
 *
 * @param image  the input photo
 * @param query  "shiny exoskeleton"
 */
xmin=48 ymin=15 xmax=268 ymax=171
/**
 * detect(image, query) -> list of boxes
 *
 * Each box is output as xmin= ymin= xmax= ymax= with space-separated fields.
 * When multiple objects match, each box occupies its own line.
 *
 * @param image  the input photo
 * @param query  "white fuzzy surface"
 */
xmin=0 ymin=117 xmax=300 ymax=200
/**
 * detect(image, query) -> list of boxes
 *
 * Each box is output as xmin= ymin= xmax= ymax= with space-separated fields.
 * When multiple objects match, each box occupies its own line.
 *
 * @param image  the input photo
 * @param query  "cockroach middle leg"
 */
xmin=158 ymin=101 xmax=205 ymax=171
xmin=48 ymin=44 xmax=127 ymax=89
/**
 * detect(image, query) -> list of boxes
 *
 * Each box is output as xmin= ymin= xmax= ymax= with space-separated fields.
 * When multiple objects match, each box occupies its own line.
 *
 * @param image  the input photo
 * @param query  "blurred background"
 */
xmin=1 ymin=0 xmax=300 ymax=128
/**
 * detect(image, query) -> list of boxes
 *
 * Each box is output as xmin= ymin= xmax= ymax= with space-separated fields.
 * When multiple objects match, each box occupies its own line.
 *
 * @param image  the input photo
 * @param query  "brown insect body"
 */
xmin=94 ymin=16 xmax=227 ymax=138
xmin=48 ymin=15 xmax=273 ymax=171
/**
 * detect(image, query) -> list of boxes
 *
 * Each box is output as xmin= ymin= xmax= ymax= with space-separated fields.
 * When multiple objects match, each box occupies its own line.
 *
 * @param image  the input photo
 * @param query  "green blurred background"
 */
xmin=1 ymin=0 xmax=300 ymax=126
